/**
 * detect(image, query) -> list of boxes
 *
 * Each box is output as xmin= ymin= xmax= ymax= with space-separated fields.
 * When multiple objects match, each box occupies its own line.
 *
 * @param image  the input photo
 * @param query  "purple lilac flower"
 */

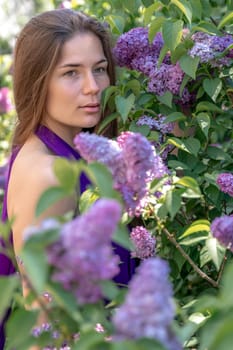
xmin=217 ymin=173 xmax=233 ymax=197
xmin=112 ymin=257 xmax=181 ymax=350
xmin=130 ymin=226 xmax=156 ymax=259
xmin=117 ymin=132 xmax=167 ymax=215
xmin=148 ymin=63 xmax=184 ymax=96
xmin=211 ymin=215 xmax=233 ymax=251
xmin=0 ymin=87 xmax=13 ymax=114
xmin=113 ymin=28 xmax=155 ymax=69
xmin=136 ymin=114 xmax=174 ymax=134
xmin=189 ymin=32 xmax=233 ymax=66
xmin=74 ymin=132 xmax=167 ymax=216
xmin=47 ymin=199 xmax=121 ymax=304
xmin=74 ymin=132 xmax=126 ymax=188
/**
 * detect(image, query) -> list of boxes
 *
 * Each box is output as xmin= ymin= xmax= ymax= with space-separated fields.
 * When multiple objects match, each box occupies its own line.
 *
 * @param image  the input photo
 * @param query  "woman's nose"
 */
xmin=82 ymin=72 xmax=100 ymax=95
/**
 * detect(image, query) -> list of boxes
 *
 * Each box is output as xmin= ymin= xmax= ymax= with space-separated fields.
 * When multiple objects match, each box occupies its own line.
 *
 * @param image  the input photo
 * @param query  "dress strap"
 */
xmin=35 ymin=125 xmax=81 ymax=160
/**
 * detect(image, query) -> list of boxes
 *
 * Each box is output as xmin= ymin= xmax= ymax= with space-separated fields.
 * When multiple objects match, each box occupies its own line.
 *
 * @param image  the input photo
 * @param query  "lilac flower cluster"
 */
xmin=112 ymin=257 xmax=181 ymax=350
xmin=74 ymin=131 xmax=167 ymax=216
xmin=216 ymin=173 xmax=233 ymax=197
xmin=0 ymin=87 xmax=13 ymax=114
xmin=136 ymin=114 xmax=174 ymax=159
xmin=211 ymin=215 xmax=233 ymax=251
xmin=136 ymin=114 xmax=174 ymax=134
xmin=130 ymin=226 xmax=156 ymax=259
xmin=47 ymin=199 xmax=121 ymax=304
xmin=113 ymin=27 xmax=164 ymax=71
xmin=113 ymin=27 xmax=233 ymax=104
xmin=113 ymin=27 xmax=186 ymax=100
xmin=189 ymin=32 xmax=233 ymax=66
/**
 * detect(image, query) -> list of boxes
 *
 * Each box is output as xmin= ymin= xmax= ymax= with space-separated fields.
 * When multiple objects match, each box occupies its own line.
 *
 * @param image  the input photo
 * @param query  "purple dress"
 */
xmin=0 ymin=125 xmax=135 ymax=349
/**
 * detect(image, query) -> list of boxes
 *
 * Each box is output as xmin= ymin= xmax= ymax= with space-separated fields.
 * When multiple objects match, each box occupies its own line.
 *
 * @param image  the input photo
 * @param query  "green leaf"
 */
xmin=196 ymin=113 xmax=210 ymax=139
xmin=98 ymin=112 xmax=118 ymax=134
xmin=129 ymin=121 xmax=150 ymax=136
xmin=156 ymin=91 xmax=173 ymax=107
xmin=101 ymin=85 xmax=118 ymax=111
xmin=126 ymin=79 xmax=141 ymax=96
xmin=53 ymin=158 xmax=78 ymax=192
xmin=115 ymin=94 xmax=135 ymax=123
xmin=203 ymin=78 xmax=222 ymax=102
xmin=206 ymin=237 xmax=225 ymax=270
xmin=218 ymin=11 xmax=233 ymax=29
xmin=47 ymin=281 xmax=82 ymax=322
xmin=20 ymin=247 xmax=48 ymax=293
xmin=171 ymin=0 xmax=192 ymax=23
xmin=162 ymin=19 xmax=183 ymax=51
xmin=176 ymin=176 xmax=201 ymax=196
xmin=180 ymin=219 xmax=210 ymax=238
xmin=206 ymin=146 xmax=232 ymax=161
xmin=199 ymin=312 xmax=233 ymax=350
xmin=157 ymin=43 xmax=169 ymax=67
xmin=6 ymin=309 xmax=38 ymax=348
xmin=88 ymin=162 xmax=118 ymax=198
xmin=100 ymin=280 xmax=119 ymax=300
xmin=196 ymin=101 xmax=223 ymax=113
xmin=148 ymin=17 xmax=165 ymax=40
xmin=165 ymin=112 xmax=186 ymax=123
xmin=79 ymin=188 xmax=100 ymax=214
xmin=165 ymin=189 xmax=182 ymax=220
xmin=123 ymin=0 xmax=138 ymax=13
xmin=220 ymin=263 xmax=233 ymax=309
xmin=183 ymin=137 xmax=201 ymax=156
xmin=179 ymin=54 xmax=200 ymax=79
xmin=105 ymin=15 xmax=125 ymax=34
xmin=142 ymin=0 xmax=155 ymax=7
xmin=167 ymin=137 xmax=190 ymax=151
xmin=0 ymin=275 xmax=19 ymax=320
xmin=36 ymin=186 xmax=68 ymax=217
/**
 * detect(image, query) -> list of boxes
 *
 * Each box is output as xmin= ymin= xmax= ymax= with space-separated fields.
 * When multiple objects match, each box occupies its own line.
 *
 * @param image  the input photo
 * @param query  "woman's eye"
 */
xmin=64 ymin=70 xmax=77 ymax=77
xmin=94 ymin=66 xmax=107 ymax=74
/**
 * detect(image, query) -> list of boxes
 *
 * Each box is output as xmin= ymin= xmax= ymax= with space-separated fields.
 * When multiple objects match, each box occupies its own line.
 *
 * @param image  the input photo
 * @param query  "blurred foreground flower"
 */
xmin=74 ymin=131 xmax=167 ymax=216
xmin=0 ymin=87 xmax=13 ymax=114
xmin=112 ymin=257 xmax=181 ymax=350
xmin=47 ymin=198 xmax=121 ymax=304
xmin=211 ymin=215 xmax=233 ymax=251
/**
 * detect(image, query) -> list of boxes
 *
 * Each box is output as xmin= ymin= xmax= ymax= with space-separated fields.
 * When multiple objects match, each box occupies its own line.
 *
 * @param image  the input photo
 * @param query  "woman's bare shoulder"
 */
xmin=11 ymin=135 xmax=57 ymax=185
xmin=7 ymin=136 xmax=58 ymax=215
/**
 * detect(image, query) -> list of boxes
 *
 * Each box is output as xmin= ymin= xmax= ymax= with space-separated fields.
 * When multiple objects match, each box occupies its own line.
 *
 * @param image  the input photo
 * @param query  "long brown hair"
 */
xmin=12 ymin=9 xmax=117 ymax=147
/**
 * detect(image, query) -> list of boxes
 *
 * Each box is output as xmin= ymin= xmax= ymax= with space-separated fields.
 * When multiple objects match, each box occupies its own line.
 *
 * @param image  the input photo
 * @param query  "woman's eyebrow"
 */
xmin=58 ymin=59 xmax=108 ymax=69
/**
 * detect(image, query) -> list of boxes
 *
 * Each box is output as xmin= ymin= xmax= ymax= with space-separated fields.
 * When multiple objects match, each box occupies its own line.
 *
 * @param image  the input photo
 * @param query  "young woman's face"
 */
xmin=44 ymin=32 xmax=110 ymax=143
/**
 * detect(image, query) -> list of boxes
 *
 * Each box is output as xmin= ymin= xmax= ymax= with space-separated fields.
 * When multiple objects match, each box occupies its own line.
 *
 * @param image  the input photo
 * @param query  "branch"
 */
xmin=156 ymin=216 xmax=219 ymax=288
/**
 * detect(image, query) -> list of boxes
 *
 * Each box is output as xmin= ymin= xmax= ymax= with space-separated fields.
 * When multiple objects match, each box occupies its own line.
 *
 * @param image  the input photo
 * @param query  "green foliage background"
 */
xmin=1 ymin=0 xmax=233 ymax=349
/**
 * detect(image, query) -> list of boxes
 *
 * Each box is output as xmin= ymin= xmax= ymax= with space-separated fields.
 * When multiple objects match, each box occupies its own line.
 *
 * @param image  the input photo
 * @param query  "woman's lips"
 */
xmin=80 ymin=103 xmax=100 ymax=113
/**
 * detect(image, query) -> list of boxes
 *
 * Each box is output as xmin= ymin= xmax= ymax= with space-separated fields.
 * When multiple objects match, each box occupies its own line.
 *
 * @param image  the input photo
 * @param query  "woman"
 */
xmin=0 ymin=9 xmax=134 ymax=348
